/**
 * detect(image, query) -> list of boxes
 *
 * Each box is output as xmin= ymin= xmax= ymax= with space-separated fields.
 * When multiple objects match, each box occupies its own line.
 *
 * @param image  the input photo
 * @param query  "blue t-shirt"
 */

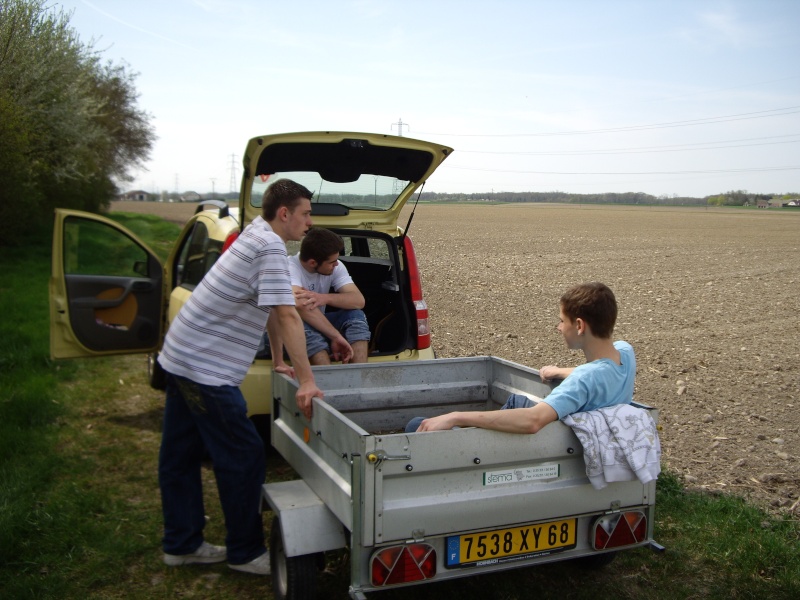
xmin=542 ymin=341 xmax=636 ymax=420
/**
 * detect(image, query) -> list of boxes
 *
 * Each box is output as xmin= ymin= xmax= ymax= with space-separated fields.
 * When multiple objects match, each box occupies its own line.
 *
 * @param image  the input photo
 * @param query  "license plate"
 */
xmin=446 ymin=518 xmax=577 ymax=568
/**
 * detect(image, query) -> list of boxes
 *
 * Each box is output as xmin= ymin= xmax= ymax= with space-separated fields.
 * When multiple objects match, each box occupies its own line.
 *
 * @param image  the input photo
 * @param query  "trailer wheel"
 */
xmin=270 ymin=516 xmax=321 ymax=600
xmin=147 ymin=353 xmax=167 ymax=390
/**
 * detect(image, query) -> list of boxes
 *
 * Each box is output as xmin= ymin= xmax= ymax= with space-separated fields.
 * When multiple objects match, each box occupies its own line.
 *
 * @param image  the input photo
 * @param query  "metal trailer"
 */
xmin=263 ymin=356 xmax=662 ymax=600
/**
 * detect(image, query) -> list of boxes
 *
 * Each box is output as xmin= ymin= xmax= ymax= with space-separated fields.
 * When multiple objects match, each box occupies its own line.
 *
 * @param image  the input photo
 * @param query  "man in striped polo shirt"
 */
xmin=157 ymin=179 xmax=322 ymax=576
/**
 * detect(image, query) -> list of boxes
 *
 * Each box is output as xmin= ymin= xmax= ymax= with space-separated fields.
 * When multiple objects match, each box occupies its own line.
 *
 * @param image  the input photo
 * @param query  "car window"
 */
xmin=365 ymin=238 xmax=389 ymax=260
xmin=63 ymin=217 xmax=150 ymax=277
xmin=174 ymin=221 xmax=223 ymax=288
xmin=250 ymin=173 xmax=410 ymax=211
xmin=286 ymin=233 xmax=391 ymax=261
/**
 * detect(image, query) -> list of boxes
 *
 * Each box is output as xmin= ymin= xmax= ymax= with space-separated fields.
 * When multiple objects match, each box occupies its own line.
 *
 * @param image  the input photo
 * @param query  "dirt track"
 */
xmin=111 ymin=200 xmax=800 ymax=517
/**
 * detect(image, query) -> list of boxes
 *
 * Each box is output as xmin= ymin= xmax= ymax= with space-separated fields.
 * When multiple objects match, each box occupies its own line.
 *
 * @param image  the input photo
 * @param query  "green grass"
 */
xmin=0 ymin=218 xmax=797 ymax=599
xmin=0 ymin=214 xmax=182 ymax=598
xmin=106 ymin=213 xmax=183 ymax=262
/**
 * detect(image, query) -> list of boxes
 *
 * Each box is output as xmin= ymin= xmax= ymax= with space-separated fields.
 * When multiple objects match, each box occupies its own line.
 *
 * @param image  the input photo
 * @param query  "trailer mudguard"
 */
xmin=262 ymin=480 xmax=347 ymax=557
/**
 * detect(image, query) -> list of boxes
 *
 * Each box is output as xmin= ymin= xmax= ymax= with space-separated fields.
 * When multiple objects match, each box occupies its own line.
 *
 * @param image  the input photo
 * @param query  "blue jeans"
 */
xmin=304 ymin=309 xmax=371 ymax=357
xmin=404 ymin=394 xmax=535 ymax=433
xmin=259 ymin=308 xmax=371 ymax=359
xmin=502 ymin=393 xmax=536 ymax=410
xmin=158 ymin=374 xmax=266 ymax=564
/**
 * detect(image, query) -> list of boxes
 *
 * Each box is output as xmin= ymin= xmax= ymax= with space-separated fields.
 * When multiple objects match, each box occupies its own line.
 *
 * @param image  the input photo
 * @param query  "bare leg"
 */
xmin=351 ymin=340 xmax=368 ymax=364
xmin=310 ymin=350 xmax=331 ymax=365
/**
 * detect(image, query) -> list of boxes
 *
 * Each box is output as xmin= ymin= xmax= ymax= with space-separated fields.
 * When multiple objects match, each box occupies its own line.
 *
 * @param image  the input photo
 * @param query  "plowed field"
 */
xmin=111 ymin=200 xmax=800 ymax=517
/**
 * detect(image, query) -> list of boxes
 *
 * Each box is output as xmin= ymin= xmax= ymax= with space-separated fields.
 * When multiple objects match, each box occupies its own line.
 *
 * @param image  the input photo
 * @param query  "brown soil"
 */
xmin=111 ymin=199 xmax=214 ymax=224
xmin=111 ymin=200 xmax=800 ymax=518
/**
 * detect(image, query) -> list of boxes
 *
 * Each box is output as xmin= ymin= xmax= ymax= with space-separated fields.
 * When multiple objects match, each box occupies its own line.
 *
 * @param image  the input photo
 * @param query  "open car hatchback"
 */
xmin=49 ymin=131 xmax=453 ymax=440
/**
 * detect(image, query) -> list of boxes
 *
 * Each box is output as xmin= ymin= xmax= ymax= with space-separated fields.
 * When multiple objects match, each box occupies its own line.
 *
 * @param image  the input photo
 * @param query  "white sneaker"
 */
xmin=163 ymin=541 xmax=227 ymax=566
xmin=229 ymin=550 xmax=271 ymax=575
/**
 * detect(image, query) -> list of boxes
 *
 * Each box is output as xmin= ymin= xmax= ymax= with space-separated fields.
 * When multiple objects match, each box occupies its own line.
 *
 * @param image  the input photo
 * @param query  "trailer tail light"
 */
xmin=370 ymin=543 xmax=436 ymax=587
xmin=401 ymin=235 xmax=431 ymax=350
xmin=592 ymin=510 xmax=647 ymax=550
xmin=221 ymin=231 xmax=239 ymax=253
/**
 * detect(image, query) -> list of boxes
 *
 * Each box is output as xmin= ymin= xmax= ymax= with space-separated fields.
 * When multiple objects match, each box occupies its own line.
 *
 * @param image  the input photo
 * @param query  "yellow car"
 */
xmin=49 ymin=131 xmax=452 ymax=440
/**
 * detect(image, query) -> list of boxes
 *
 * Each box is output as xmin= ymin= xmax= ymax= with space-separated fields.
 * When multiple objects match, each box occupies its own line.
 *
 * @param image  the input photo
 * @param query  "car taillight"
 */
xmin=592 ymin=510 xmax=647 ymax=550
xmin=221 ymin=231 xmax=239 ymax=253
xmin=401 ymin=235 xmax=430 ymax=350
xmin=371 ymin=543 xmax=436 ymax=587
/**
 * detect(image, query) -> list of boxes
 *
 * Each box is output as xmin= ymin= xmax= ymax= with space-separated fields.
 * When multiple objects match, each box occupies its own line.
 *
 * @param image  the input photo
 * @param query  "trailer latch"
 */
xmin=367 ymin=450 xmax=411 ymax=465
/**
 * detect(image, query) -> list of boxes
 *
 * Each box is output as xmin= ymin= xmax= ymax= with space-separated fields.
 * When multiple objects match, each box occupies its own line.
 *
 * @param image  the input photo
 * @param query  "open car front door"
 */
xmin=49 ymin=209 xmax=166 ymax=359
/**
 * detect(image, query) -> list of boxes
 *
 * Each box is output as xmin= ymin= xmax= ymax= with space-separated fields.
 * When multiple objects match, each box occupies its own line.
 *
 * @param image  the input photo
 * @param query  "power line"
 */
xmin=457 ymin=134 xmax=800 ymax=157
xmin=444 ymin=164 xmax=800 ymax=176
xmin=416 ymin=106 xmax=800 ymax=138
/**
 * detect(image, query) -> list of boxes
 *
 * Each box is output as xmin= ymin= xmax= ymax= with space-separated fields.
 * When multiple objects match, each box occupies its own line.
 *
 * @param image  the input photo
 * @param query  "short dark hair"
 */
xmin=560 ymin=282 xmax=617 ymax=339
xmin=299 ymin=228 xmax=344 ymax=264
xmin=261 ymin=179 xmax=313 ymax=221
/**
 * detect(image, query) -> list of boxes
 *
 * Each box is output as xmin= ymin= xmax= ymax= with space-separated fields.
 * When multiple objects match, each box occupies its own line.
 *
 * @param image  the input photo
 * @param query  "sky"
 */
xmin=56 ymin=0 xmax=800 ymax=198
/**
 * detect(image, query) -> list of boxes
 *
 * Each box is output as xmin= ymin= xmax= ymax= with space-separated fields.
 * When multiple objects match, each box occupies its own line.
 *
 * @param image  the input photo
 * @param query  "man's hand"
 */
xmin=330 ymin=335 xmax=354 ymax=364
xmin=540 ymin=365 xmax=573 ymax=382
xmin=295 ymin=381 xmax=323 ymax=419
xmin=274 ymin=364 xmax=296 ymax=379
xmin=294 ymin=288 xmax=324 ymax=311
xmin=539 ymin=365 xmax=559 ymax=382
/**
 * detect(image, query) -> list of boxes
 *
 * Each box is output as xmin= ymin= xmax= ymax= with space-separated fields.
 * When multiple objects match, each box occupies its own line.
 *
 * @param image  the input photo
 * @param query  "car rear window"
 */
xmin=250 ymin=172 xmax=410 ymax=212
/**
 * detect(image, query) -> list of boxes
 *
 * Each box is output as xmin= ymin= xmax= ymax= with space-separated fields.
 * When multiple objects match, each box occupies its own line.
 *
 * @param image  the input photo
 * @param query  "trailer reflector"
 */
xmin=592 ymin=511 xmax=647 ymax=550
xmin=371 ymin=543 xmax=436 ymax=586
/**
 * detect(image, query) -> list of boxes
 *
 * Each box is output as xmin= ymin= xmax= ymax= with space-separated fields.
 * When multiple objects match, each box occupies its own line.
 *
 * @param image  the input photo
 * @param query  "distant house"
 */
xmin=119 ymin=190 xmax=150 ymax=201
xmin=180 ymin=191 xmax=201 ymax=202
xmin=757 ymin=200 xmax=769 ymax=209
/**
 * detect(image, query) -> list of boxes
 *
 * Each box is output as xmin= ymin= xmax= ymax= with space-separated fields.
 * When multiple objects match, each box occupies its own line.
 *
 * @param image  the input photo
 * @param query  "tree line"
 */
xmin=0 ymin=0 xmax=155 ymax=245
xmin=418 ymin=190 xmax=797 ymax=207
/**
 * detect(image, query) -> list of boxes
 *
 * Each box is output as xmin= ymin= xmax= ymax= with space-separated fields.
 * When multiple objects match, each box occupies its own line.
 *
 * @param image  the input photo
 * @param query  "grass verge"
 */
xmin=0 ymin=217 xmax=797 ymax=599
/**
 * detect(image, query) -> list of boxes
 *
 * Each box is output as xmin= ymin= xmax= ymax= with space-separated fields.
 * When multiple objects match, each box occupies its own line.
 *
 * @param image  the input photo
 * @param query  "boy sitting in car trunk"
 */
xmin=263 ymin=227 xmax=371 ymax=368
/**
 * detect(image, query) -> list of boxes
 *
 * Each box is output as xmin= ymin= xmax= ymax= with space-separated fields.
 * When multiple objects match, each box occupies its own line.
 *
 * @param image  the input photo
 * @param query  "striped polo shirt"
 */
xmin=158 ymin=216 xmax=295 ymax=386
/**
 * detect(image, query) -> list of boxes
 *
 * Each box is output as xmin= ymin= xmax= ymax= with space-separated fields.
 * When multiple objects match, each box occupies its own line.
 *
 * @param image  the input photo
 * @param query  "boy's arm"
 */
xmin=293 ymin=285 xmax=354 ymax=363
xmin=416 ymin=402 xmax=558 ymax=434
xmin=295 ymin=282 xmax=365 ymax=311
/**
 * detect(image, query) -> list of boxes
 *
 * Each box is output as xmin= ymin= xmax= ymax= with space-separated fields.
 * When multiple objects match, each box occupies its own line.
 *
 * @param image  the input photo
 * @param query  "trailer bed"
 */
xmin=265 ymin=356 xmax=659 ymax=598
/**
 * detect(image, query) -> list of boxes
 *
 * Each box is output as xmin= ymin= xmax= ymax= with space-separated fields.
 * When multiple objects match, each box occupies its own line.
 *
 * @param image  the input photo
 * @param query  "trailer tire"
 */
xmin=147 ymin=352 xmax=167 ymax=390
xmin=270 ymin=516 xmax=321 ymax=600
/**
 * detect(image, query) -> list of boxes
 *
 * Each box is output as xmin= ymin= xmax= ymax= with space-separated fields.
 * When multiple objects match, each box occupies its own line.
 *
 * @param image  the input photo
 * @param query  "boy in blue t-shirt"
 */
xmin=409 ymin=282 xmax=635 ymax=434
